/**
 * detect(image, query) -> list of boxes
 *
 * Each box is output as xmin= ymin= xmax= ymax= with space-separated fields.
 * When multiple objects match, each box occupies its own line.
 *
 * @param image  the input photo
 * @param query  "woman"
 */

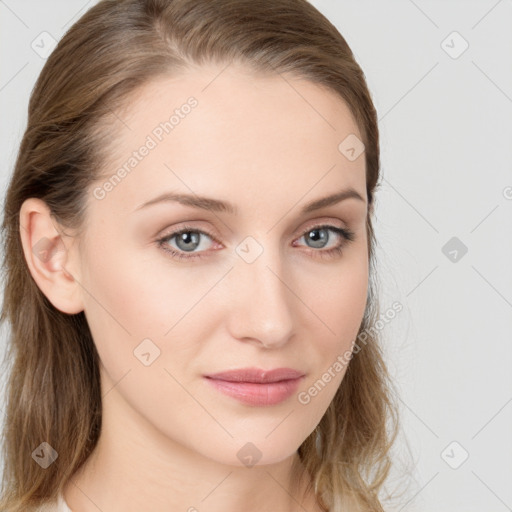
xmin=0 ymin=0 xmax=400 ymax=510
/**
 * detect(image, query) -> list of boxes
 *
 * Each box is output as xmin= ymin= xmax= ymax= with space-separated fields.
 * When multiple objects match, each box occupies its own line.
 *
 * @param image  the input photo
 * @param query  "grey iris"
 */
xmin=306 ymin=228 xmax=328 ymax=248
xmin=176 ymin=231 xmax=201 ymax=252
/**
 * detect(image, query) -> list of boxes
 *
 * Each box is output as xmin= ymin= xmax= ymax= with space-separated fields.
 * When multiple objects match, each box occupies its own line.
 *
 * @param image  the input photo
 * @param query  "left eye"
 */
xmin=162 ymin=229 xmax=213 ymax=254
xmin=156 ymin=224 xmax=355 ymax=261
xmin=296 ymin=226 xmax=345 ymax=250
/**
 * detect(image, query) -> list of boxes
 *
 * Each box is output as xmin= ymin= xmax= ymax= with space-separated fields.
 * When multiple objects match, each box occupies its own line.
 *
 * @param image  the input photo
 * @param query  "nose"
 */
xmin=225 ymin=245 xmax=296 ymax=349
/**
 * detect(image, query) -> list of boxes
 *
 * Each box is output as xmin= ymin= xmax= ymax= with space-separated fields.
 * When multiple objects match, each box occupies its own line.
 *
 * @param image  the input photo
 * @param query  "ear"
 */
xmin=19 ymin=198 xmax=84 ymax=315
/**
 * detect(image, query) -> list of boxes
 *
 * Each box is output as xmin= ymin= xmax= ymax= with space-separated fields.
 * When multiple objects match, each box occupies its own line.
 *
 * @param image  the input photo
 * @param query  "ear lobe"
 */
xmin=19 ymin=198 xmax=85 ymax=315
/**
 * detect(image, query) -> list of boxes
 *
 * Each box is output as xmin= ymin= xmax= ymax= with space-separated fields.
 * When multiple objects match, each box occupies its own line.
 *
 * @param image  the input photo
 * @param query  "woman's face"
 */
xmin=75 ymin=63 xmax=369 ymax=466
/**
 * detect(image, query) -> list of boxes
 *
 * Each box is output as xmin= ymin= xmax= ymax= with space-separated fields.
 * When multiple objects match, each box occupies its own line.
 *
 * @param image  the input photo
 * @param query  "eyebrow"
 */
xmin=134 ymin=187 xmax=366 ymax=215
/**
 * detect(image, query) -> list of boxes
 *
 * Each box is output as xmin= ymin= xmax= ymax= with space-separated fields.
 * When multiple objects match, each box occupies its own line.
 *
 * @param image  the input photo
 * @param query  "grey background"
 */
xmin=1 ymin=1 xmax=511 ymax=510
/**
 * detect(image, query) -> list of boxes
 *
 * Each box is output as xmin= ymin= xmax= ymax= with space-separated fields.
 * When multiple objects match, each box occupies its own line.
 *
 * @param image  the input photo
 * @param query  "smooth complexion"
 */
xmin=20 ymin=63 xmax=369 ymax=512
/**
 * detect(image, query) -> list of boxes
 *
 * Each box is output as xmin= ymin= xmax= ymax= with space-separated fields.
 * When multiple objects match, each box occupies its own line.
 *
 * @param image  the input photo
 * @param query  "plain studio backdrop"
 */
xmin=0 ymin=1 xmax=511 ymax=511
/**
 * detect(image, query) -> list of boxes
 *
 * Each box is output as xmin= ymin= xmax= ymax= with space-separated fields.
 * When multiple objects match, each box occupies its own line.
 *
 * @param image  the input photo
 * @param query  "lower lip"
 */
xmin=205 ymin=376 xmax=303 ymax=406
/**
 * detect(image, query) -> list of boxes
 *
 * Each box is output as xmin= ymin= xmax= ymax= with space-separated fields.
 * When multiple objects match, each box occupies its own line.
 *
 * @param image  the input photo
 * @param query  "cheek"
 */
xmin=79 ymin=238 xmax=224 ymax=377
xmin=79 ymin=244 xmax=212 ymax=438
xmin=325 ymin=265 xmax=368 ymax=342
xmin=294 ymin=266 xmax=368 ymax=425
xmin=298 ymin=247 xmax=369 ymax=401
xmin=311 ymin=247 xmax=369 ymax=346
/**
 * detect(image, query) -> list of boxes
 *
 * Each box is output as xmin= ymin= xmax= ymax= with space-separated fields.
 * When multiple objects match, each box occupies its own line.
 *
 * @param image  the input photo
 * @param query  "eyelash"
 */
xmin=156 ymin=223 xmax=356 ymax=262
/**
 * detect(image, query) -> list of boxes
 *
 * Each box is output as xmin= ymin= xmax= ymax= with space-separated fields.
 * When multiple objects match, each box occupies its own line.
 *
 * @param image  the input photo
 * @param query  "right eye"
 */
xmin=156 ymin=226 xmax=219 ymax=261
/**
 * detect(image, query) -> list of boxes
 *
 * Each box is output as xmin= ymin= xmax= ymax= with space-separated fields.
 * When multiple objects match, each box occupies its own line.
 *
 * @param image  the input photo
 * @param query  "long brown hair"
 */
xmin=0 ymin=1 xmax=400 ymax=510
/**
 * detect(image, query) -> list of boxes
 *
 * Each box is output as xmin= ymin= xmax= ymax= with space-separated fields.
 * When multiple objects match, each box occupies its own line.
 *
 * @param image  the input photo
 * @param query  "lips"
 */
xmin=204 ymin=367 xmax=305 ymax=406
xmin=204 ymin=367 xmax=304 ymax=383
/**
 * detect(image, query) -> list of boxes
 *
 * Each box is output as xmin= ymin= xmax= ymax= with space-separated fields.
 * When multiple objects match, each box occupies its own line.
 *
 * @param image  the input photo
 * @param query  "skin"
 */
xmin=20 ymin=63 xmax=369 ymax=512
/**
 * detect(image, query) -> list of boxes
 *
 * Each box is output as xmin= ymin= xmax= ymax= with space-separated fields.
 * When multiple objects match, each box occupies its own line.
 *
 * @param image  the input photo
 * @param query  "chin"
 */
xmin=193 ymin=431 xmax=305 ymax=469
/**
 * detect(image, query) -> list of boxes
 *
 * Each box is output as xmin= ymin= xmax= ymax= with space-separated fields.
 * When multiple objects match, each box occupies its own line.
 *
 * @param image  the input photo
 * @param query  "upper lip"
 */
xmin=204 ymin=367 xmax=305 ymax=383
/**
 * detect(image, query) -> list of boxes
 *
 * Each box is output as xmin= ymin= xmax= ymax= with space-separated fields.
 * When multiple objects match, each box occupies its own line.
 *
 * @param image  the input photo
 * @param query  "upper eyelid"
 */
xmin=160 ymin=217 xmax=348 ymax=238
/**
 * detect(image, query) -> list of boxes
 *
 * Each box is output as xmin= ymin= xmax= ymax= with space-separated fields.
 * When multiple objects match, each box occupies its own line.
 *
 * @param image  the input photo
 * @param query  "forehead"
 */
xmin=92 ymin=63 xmax=366 ymax=217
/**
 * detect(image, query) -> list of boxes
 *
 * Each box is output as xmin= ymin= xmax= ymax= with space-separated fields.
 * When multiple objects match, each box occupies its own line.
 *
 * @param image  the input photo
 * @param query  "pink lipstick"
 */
xmin=204 ymin=367 xmax=305 ymax=406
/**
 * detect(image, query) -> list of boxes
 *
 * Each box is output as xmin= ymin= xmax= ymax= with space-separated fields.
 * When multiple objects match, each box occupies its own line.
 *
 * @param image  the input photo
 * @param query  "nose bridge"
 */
xmin=226 ymin=237 xmax=295 ymax=347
